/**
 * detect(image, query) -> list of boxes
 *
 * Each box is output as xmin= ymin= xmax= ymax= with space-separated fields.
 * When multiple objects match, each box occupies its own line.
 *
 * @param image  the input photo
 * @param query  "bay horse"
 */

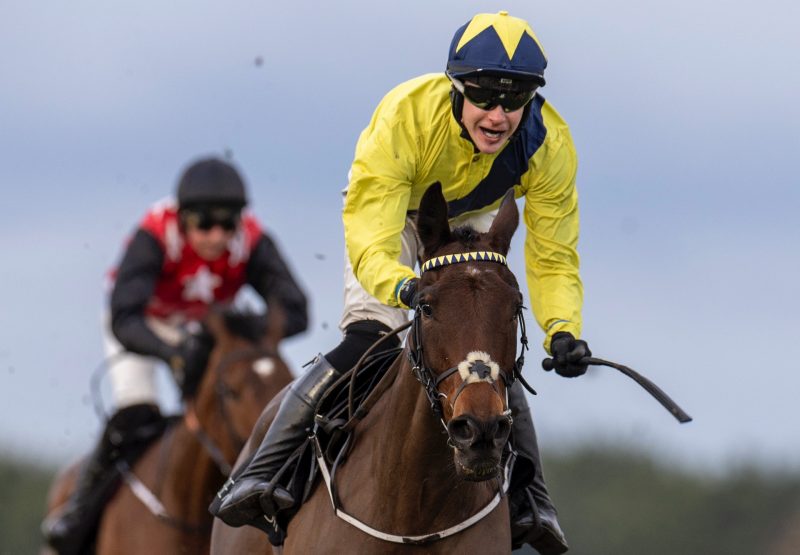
xmin=42 ymin=307 xmax=294 ymax=554
xmin=212 ymin=184 xmax=526 ymax=554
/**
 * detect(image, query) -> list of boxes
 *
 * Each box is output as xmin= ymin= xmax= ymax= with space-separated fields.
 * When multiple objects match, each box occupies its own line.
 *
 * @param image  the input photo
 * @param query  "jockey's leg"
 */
xmin=507 ymin=383 xmax=569 ymax=555
xmin=43 ymin=403 xmax=166 ymax=554
xmin=211 ymin=320 xmax=399 ymax=528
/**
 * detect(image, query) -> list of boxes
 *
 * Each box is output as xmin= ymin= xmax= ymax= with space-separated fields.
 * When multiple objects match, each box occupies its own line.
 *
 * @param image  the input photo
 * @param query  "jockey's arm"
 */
xmin=110 ymin=229 xmax=177 ymax=363
xmin=343 ymin=105 xmax=418 ymax=308
xmin=246 ymin=232 xmax=309 ymax=339
xmin=521 ymin=117 xmax=584 ymax=352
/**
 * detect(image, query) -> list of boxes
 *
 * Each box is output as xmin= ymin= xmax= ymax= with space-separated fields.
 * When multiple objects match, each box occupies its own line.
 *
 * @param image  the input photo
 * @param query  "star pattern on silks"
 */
xmin=456 ymin=13 xmax=540 ymax=60
xmin=182 ymin=266 xmax=222 ymax=304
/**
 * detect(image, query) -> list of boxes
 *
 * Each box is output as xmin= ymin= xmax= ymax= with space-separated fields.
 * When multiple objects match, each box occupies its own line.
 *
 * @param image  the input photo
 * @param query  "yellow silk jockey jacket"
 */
xmin=343 ymin=73 xmax=583 ymax=350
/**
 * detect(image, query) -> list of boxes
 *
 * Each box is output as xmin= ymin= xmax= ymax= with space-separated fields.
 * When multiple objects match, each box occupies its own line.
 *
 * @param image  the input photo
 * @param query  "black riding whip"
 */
xmin=542 ymin=356 xmax=693 ymax=424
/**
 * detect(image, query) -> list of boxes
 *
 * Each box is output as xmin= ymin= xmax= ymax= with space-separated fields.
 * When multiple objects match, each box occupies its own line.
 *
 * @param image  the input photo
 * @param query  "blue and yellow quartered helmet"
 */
xmin=446 ymin=11 xmax=547 ymax=87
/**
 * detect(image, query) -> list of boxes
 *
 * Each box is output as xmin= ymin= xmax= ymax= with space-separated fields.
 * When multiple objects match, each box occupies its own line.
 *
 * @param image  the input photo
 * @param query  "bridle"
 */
xmin=206 ymin=346 xmax=277 ymax=457
xmin=183 ymin=345 xmax=275 ymax=476
xmin=407 ymin=250 xmax=538 ymax=432
xmin=407 ymin=302 xmax=530 ymax=429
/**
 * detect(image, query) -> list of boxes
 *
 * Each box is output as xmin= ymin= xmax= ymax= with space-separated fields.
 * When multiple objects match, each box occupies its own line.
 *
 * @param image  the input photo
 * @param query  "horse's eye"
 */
xmin=420 ymin=304 xmax=433 ymax=317
xmin=217 ymin=382 xmax=241 ymax=400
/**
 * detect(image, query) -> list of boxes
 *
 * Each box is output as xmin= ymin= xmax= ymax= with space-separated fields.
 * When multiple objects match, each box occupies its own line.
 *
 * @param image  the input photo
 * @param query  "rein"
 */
xmin=117 ymin=459 xmax=212 ymax=536
xmin=184 ymin=405 xmax=232 ymax=476
xmin=183 ymin=345 xmax=279 ymax=477
xmin=210 ymin=345 xmax=279 ymax=455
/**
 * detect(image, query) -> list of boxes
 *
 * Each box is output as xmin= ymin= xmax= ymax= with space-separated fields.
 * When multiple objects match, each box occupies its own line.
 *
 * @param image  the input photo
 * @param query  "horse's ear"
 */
xmin=261 ymin=299 xmax=286 ymax=351
xmin=486 ymin=189 xmax=519 ymax=255
xmin=205 ymin=309 xmax=230 ymax=344
xmin=416 ymin=183 xmax=451 ymax=256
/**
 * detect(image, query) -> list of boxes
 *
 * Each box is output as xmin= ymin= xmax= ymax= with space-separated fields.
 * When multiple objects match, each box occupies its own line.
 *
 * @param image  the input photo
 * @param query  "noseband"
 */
xmin=407 ymin=250 xmax=535 ymax=430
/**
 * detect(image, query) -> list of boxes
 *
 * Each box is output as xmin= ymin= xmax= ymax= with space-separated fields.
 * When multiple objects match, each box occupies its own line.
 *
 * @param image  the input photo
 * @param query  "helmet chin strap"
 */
xmin=448 ymin=86 xmax=471 ymax=143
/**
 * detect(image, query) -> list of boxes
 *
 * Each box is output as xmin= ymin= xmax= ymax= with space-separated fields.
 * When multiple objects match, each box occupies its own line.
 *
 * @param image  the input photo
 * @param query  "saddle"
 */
xmin=260 ymin=348 xmax=402 ymax=546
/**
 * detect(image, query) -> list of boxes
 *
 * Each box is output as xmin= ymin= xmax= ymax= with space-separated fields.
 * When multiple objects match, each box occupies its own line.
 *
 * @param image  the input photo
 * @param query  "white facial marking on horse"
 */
xmin=457 ymin=351 xmax=501 ymax=383
xmin=253 ymin=357 xmax=276 ymax=377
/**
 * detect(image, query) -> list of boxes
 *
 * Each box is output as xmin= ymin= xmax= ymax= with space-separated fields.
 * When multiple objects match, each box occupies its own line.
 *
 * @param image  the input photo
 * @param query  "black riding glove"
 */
xmin=398 ymin=277 xmax=419 ymax=308
xmin=169 ymin=333 xmax=212 ymax=399
xmin=549 ymin=332 xmax=592 ymax=378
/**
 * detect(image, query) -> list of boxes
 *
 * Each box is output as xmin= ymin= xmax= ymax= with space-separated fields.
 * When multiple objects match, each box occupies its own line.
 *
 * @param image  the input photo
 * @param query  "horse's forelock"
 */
xmin=450 ymin=226 xmax=481 ymax=248
xmin=437 ymin=225 xmax=496 ymax=256
xmin=221 ymin=310 xmax=266 ymax=344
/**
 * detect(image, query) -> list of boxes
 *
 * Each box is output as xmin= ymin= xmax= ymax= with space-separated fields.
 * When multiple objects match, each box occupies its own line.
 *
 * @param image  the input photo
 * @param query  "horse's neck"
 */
xmin=373 ymin=366 xmax=451 ymax=477
xmin=161 ymin=405 xmax=229 ymax=518
xmin=343 ymin=361 xmax=497 ymax=527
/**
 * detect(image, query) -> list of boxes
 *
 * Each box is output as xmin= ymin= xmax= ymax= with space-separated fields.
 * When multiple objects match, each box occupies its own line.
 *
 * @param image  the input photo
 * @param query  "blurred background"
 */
xmin=1 ymin=0 xmax=798 ymax=553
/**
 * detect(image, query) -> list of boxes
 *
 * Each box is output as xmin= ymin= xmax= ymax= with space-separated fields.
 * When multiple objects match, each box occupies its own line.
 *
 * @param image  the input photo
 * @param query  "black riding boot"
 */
xmin=507 ymin=383 xmax=569 ymax=554
xmin=43 ymin=403 xmax=166 ymax=555
xmin=211 ymin=319 xmax=400 ymax=529
xmin=211 ymin=354 xmax=340 ymax=527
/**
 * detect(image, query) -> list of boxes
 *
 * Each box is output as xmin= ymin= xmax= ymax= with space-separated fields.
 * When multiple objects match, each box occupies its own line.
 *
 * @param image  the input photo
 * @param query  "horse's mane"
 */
xmin=220 ymin=309 xmax=267 ymax=344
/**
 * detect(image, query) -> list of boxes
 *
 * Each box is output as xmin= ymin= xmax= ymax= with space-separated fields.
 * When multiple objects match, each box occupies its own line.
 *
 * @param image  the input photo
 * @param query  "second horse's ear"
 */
xmin=486 ymin=189 xmax=519 ymax=255
xmin=416 ymin=183 xmax=451 ymax=256
xmin=204 ymin=309 xmax=228 ymax=342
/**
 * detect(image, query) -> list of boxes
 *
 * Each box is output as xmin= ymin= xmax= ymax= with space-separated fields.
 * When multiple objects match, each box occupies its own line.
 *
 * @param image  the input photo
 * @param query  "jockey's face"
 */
xmin=460 ymin=90 xmax=524 ymax=154
xmin=185 ymin=223 xmax=235 ymax=261
xmin=182 ymin=207 xmax=239 ymax=261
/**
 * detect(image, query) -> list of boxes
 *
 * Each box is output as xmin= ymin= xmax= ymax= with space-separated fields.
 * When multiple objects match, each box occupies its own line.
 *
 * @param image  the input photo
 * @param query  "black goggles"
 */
xmin=449 ymin=76 xmax=537 ymax=113
xmin=182 ymin=207 xmax=241 ymax=232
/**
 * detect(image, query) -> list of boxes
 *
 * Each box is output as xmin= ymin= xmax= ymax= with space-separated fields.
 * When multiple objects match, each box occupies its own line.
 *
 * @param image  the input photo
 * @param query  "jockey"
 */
xmin=212 ymin=12 xmax=590 ymax=554
xmin=44 ymin=157 xmax=308 ymax=553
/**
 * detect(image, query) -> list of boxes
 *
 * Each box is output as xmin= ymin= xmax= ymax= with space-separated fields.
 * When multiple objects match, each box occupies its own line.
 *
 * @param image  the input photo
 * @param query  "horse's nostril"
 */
xmin=447 ymin=416 xmax=476 ymax=445
xmin=494 ymin=416 xmax=512 ymax=446
xmin=448 ymin=414 xmax=513 ymax=451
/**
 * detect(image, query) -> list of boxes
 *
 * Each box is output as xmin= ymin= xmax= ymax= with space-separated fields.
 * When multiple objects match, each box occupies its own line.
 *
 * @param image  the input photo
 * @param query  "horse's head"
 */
xmin=414 ymin=183 xmax=523 ymax=482
xmin=193 ymin=307 xmax=293 ymax=461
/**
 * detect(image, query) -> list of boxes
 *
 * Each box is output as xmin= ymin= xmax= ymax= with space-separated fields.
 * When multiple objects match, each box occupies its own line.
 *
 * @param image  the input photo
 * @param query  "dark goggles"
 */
xmin=182 ymin=207 xmax=240 ymax=232
xmin=449 ymin=75 xmax=537 ymax=113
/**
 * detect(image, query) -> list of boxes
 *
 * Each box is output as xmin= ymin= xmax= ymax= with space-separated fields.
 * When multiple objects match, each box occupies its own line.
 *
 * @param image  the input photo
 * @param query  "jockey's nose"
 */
xmin=447 ymin=414 xmax=511 ymax=451
xmin=205 ymin=226 xmax=231 ymax=241
xmin=486 ymin=104 xmax=508 ymax=121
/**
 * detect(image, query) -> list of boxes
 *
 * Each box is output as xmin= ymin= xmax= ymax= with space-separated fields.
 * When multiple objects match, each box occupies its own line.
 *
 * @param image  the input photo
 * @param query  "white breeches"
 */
xmin=102 ymin=314 xmax=187 ymax=409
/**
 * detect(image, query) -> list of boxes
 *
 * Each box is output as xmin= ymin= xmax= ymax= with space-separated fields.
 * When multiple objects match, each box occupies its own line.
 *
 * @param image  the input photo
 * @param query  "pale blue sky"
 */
xmin=1 ymin=0 xmax=798 ymax=473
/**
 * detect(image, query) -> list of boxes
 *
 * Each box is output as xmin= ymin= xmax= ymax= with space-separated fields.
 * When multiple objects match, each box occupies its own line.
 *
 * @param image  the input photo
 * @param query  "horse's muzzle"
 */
xmin=447 ymin=414 xmax=511 ymax=481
